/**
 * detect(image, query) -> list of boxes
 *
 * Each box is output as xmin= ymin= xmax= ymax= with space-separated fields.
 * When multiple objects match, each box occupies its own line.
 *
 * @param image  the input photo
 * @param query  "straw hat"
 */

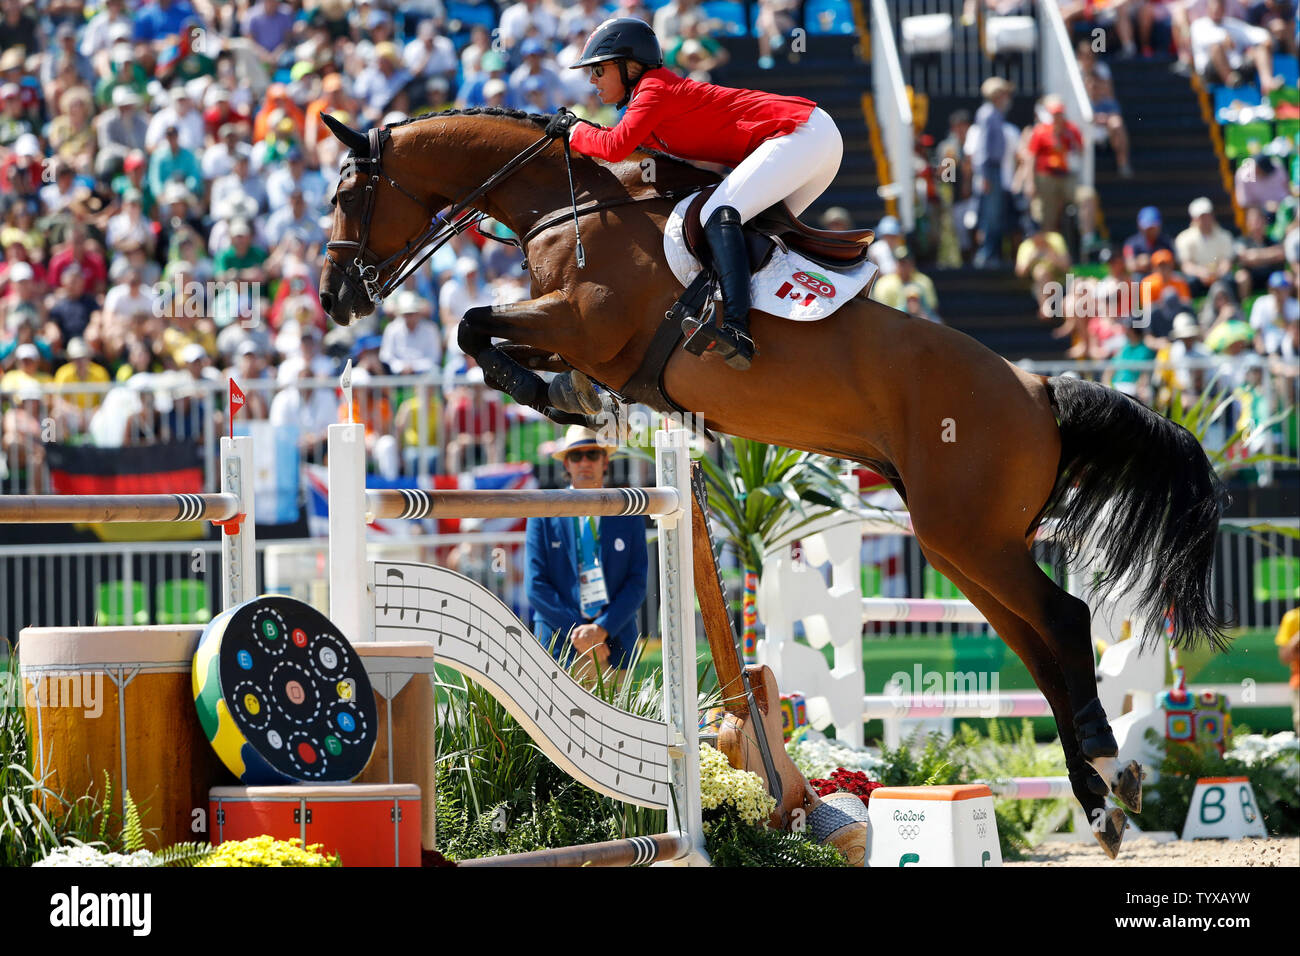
xmin=549 ymin=425 xmax=617 ymax=461
xmin=981 ymin=76 xmax=1014 ymax=100
xmin=388 ymin=289 xmax=428 ymax=316
xmin=1169 ymin=312 xmax=1201 ymax=341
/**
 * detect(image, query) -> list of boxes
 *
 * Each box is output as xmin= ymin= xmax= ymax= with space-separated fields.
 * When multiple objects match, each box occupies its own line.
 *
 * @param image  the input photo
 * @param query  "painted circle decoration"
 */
xmin=193 ymin=595 xmax=377 ymax=784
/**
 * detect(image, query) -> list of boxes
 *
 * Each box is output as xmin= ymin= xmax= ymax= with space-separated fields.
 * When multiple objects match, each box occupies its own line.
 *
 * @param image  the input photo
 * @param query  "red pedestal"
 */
xmin=210 ymin=784 xmax=421 ymax=867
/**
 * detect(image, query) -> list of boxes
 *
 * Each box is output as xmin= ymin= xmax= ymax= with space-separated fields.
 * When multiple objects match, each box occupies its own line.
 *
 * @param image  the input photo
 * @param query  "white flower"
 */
xmin=1226 ymin=732 xmax=1299 ymax=779
xmin=34 ymin=845 xmax=155 ymax=867
xmin=788 ymin=737 xmax=884 ymax=780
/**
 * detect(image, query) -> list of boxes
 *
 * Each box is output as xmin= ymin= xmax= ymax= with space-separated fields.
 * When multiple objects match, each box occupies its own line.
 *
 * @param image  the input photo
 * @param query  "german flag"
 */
xmin=45 ymin=442 xmax=208 ymax=542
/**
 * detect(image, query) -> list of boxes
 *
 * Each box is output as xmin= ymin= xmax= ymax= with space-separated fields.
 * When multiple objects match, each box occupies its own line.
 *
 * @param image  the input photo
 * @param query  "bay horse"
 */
xmin=318 ymin=108 xmax=1228 ymax=858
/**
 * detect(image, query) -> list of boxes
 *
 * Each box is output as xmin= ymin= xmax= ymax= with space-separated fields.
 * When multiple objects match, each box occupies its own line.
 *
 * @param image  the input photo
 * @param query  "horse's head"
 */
xmin=318 ymin=114 xmax=446 ymax=326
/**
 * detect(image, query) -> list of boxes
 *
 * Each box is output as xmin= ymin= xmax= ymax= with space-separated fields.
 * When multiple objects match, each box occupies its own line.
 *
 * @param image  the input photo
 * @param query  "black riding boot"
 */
xmin=702 ymin=205 xmax=755 ymax=370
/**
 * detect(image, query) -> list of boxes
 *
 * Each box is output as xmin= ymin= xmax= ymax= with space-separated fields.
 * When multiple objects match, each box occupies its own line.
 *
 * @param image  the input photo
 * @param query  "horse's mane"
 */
xmin=395 ymin=106 xmax=700 ymax=171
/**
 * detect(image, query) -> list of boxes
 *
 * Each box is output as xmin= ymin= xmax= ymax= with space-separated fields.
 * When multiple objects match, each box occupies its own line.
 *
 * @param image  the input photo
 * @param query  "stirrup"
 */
xmin=682 ymin=315 xmax=754 ymax=370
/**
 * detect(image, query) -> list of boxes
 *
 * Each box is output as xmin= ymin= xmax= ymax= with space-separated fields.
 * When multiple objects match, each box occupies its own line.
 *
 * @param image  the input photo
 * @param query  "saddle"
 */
xmin=610 ymin=186 xmax=878 ymax=415
xmin=681 ymin=186 xmax=875 ymax=272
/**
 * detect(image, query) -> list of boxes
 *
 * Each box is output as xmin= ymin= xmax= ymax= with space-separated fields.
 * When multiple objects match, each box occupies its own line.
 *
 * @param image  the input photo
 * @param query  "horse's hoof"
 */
xmin=1113 ymin=760 xmax=1144 ymax=813
xmin=548 ymin=371 xmax=602 ymax=415
xmin=1093 ymin=808 xmax=1128 ymax=860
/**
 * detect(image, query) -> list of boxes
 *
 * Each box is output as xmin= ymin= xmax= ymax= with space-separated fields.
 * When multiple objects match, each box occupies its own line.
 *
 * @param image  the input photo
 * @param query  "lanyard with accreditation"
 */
xmin=575 ymin=516 xmax=609 ymax=619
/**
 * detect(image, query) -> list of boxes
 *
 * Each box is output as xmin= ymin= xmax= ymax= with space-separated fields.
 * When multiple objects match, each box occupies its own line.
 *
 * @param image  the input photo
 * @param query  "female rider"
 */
xmin=546 ymin=18 xmax=843 ymax=371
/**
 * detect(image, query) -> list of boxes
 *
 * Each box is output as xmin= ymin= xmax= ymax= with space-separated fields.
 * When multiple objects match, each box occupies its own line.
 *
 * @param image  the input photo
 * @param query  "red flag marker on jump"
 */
xmin=229 ymin=378 xmax=245 ymax=440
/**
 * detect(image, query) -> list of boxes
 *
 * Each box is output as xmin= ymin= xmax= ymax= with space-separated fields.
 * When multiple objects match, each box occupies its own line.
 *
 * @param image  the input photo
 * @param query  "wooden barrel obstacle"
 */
xmin=19 ymin=625 xmax=225 ymax=850
xmin=15 ymin=438 xmax=254 ymax=849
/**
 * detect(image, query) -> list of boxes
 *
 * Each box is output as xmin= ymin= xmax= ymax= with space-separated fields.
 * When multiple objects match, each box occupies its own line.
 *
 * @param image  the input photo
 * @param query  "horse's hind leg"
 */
xmin=919 ymin=548 xmax=1129 ymax=859
xmin=921 ymin=532 xmax=1143 ymax=816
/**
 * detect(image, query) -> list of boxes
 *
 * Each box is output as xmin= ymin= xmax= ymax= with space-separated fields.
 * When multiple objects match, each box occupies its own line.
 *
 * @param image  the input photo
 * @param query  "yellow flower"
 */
xmin=698 ymin=743 xmax=776 ymax=828
xmin=199 ymin=836 xmax=339 ymax=867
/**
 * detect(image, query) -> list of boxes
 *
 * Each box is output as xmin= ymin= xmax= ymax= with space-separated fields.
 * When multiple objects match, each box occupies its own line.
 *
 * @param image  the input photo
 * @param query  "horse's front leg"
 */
xmin=496 ymin=344 xmax=574 ymax=373
xmin=456 ymin=292 xmax=604 ymax=423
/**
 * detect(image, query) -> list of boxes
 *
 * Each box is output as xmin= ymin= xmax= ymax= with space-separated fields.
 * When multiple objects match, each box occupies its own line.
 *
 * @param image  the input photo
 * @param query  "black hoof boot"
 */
xmin=1094 ymin=807 xmax=1128 ymax=860
xmin=478 ymin=349 xmax=545 ymax=410
xmin=1073 ymin=697 xmax=1118 ymax=761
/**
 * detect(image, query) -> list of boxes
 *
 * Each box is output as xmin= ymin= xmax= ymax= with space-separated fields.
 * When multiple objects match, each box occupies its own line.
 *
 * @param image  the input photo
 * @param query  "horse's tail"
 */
xmin=1041 ymin=375 xmax=1230 ymax=652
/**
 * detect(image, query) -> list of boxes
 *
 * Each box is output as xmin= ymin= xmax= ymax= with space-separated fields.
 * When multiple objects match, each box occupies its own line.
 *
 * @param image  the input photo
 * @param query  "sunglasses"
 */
xmin=565 ymin=449 xmax=605 ymax=463
xmin=588 ymin=63 xmax=605 ymax=79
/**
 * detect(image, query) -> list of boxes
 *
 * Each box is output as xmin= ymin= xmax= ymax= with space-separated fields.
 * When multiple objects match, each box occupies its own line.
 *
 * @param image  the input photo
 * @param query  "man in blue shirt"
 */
xmin=525 ymin=426 xmax=649 ymax=685
xmin=971 ymin=76 xmax=1015 ymax=269
xmin=1122 ymin=206 xmax=1176 ymax=279
xmin=133 ymin=0 xmax=198 ymax=47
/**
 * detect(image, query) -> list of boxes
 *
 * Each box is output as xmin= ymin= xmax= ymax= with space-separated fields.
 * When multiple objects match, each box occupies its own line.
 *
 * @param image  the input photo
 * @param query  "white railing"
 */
xmin=870 ymin=0 xmax=916 ymax=231
xmin=1037 ymin=0 xmax=1095 ymax=190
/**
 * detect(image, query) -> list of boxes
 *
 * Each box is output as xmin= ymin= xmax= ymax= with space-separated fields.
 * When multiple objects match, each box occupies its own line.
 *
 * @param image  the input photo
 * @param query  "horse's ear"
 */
xmin=323 ymin=113 xmax=369 ymax=155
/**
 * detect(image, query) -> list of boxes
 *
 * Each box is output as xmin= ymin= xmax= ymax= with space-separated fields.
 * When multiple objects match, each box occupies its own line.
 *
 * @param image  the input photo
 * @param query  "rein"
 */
xmin=326 ymin=119 xmax=706 ymax=307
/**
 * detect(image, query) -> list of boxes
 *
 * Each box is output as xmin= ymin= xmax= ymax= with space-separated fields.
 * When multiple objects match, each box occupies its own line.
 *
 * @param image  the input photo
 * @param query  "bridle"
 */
xmin=325 ymin=123 xmax=561 ymax=309
xmin=324 ymin=118 xmax=706 ymax=312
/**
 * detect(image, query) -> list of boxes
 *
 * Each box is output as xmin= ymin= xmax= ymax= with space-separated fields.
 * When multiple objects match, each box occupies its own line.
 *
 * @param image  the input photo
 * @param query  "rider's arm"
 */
xmin=568 ymin=81 xmax=669 ymax=163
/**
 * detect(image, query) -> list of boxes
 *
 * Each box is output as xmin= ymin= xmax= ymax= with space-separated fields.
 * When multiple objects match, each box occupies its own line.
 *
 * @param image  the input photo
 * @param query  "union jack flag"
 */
xmin=303 ymin=462 xmax=536 ymax=538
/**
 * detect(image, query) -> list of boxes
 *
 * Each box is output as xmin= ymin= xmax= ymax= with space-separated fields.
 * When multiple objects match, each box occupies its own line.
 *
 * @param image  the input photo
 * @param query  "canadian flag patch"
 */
xmin=775 ymin=270 xmax=836 ymax=307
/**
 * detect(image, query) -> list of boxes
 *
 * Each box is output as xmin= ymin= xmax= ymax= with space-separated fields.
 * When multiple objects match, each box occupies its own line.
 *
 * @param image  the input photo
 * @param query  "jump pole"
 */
xmin=0 ymin=436 xmax=256 ymax=611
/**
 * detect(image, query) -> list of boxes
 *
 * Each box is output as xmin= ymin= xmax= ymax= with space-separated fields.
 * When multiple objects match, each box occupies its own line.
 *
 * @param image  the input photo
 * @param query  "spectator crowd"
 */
xmin=1 ymin=1 xmax=1295 ymax=491
xmin=0 ymin=0 xmax=759 ymax=492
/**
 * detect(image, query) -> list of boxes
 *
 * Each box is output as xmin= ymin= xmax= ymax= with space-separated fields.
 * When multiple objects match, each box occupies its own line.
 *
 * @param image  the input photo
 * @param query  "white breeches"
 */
xmin=698 ymin=106 xmax=843 ymax=224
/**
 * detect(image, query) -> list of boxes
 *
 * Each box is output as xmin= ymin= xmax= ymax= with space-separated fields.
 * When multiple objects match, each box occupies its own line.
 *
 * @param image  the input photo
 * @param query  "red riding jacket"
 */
xmin=568 ymin=67 xmax=816 ymax=167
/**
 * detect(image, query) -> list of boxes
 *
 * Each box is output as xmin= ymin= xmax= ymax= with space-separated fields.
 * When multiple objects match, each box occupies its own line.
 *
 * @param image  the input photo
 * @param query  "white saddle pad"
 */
xmin=663 ymin=196 xmax=879 ymax=322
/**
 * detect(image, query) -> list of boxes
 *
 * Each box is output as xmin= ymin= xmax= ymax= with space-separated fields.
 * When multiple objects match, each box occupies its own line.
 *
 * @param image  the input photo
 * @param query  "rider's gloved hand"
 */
xmin=545 ymin=108 xmax=579 ymax=139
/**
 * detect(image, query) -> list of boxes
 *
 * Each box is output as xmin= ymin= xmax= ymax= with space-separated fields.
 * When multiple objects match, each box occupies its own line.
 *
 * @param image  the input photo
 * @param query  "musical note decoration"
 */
xmin=372 ymin=561 xmax=671 ymax=810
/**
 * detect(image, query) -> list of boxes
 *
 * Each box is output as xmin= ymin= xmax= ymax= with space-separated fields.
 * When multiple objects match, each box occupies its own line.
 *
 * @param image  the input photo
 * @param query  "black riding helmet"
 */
xmin=570 ymin=17 xmax=663 ymax=109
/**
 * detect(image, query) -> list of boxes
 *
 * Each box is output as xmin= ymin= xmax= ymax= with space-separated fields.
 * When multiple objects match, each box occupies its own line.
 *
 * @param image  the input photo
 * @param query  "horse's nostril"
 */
xmin=320 ymin=291 xmax=334 ymax=312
